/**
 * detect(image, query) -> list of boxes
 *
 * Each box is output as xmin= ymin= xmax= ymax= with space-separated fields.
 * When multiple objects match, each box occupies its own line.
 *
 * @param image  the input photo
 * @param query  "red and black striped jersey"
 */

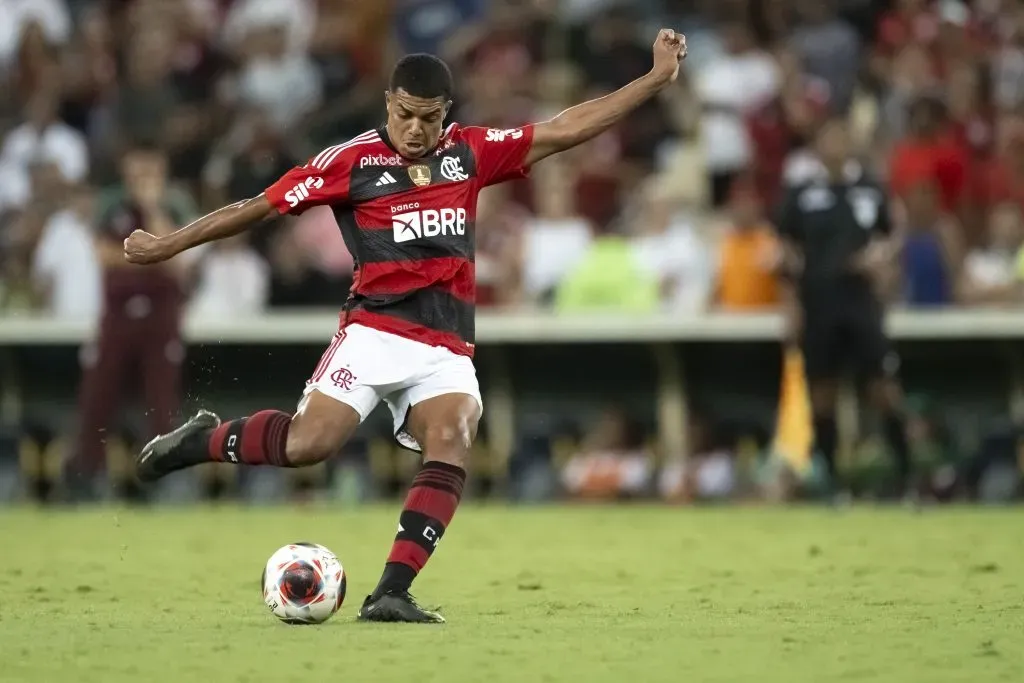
xmin=265 ymin=123 xmax=535 ymax=357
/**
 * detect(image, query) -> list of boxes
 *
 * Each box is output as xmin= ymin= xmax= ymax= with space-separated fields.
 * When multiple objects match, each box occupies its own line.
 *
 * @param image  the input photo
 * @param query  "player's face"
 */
xmin=386 ymin=89 xmax=451 ymax=159
xmin=816 ymin=121 xmax=850 ymax=168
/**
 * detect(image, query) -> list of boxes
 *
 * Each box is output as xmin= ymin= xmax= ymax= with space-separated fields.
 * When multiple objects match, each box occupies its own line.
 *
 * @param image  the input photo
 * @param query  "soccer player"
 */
xmin=776 ymin=118 xmax=912 ymax=500
xmin=124 ymin=30 xmax=687 ymax=623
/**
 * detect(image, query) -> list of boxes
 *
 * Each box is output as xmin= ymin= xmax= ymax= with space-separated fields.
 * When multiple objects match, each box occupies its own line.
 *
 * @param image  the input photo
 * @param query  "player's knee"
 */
xmin=285 ymin=423 xmax=341 ymax=466
xmin=422 ymin=419 xmax=474 ymax=468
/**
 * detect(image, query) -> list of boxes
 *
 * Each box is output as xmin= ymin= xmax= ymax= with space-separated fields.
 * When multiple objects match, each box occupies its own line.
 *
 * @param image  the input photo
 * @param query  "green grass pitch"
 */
xmin=2 ymin=505 xmax=1022 ymax=683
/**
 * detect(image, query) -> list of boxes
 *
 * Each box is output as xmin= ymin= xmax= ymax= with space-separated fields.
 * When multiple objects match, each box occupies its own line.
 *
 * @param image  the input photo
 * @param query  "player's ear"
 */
xmin=384 ymin=91 xmax=391 ymax=110
xmin=443 ymin=100 xmax=452 ymax=120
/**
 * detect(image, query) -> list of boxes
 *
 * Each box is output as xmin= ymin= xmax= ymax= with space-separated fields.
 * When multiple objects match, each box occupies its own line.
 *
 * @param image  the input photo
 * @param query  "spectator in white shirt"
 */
xmin=222 ymin=0 xmax=316 ymax=57
xmin=1 ymin=87 xmax=89 ymax=188
xmin=231 ymin=24 xmax=323 ymax=132
xmin=695 ymin=22 xmax=781 ymax=207
xmin=31 ymin=189 xmax=101 ymax=321
xmin=963 ymin=202 xmax=1024 ymax=305
xmin=631 ymin=185 xmax=712 ymax=313
xmin=188 ymin=235 xmax=270 ymax=319
xmin=0 ymin=0 xmax=70 ymax=67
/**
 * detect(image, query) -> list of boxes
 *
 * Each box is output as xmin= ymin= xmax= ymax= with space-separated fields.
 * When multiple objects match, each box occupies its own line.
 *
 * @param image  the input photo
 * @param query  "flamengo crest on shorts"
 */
xmin=264 ymin=124 xmax=535 ymax=358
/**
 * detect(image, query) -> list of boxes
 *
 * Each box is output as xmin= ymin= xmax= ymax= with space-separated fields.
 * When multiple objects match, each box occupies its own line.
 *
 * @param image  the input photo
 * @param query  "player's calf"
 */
xmin=135 ymin=392 xmax=361 ymax=482
xmin=360 ymin=394 xmax=480 ymax=622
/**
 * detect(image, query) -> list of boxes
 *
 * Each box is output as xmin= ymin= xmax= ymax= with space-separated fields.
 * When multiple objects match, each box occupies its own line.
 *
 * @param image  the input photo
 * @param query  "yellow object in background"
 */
xmin=1015 ymin=245 xmax=1024 ymax=279
xmin=773 ymin=346 xmax=814 ymax=477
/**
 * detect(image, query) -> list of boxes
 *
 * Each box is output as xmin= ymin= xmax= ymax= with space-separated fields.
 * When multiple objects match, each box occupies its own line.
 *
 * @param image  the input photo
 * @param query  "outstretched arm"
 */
xmin=124 ymin=194 xmax=275 ymax=265
xmin=525 ymin=29 xmax=686 ymax=167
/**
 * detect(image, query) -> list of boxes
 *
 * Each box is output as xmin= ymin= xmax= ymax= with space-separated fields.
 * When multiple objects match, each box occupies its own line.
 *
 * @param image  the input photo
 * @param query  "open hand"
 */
xmin=651 ymin=29 xmax=687 ymax=85
xmin=124 ymin=229 xmax=174 ymax=265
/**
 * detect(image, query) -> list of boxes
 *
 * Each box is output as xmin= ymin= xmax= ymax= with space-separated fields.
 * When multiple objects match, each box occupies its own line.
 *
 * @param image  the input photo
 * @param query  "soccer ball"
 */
xmin=261 ymin=542 xmax=346 ymax=624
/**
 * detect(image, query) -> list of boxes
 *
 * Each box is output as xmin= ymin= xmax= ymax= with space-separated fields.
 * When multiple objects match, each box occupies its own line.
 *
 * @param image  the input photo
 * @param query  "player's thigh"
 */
xmin=389 ymin=355 xmax=482 ymax=463
xmin=288 ymin=389 xmax=365 ymax=462
xmin=291 ymin=326 xmax=389 ymax=462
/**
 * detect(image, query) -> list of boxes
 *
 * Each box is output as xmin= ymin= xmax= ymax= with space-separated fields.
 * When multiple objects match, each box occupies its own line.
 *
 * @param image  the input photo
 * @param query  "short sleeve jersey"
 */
xmin=264 ymin=123 xmax=534 ymax=357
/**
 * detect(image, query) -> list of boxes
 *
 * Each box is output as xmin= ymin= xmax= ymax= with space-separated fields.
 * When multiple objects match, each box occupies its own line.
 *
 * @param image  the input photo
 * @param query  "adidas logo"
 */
xmin=376 ymin=172 xmax=397 ymax=187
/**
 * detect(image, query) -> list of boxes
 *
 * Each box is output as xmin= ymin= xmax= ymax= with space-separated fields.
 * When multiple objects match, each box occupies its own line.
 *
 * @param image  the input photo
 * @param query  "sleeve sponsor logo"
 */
xmin=484 ymin=128 xmax=524 ymax=142
xmin=284 ymin=176 xmax=324 ymax=207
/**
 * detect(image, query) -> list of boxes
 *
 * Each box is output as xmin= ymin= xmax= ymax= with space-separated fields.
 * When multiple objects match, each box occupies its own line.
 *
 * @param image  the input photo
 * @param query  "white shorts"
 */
xmin=303 ymin=323 xmax=482 ymax=451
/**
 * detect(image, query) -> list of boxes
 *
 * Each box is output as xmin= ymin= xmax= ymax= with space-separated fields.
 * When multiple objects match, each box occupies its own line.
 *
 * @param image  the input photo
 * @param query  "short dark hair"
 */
xmin=122 ymin=136 xmax=165 ymax=158
xmin=389 ymin=54 xmax=453 ymax=101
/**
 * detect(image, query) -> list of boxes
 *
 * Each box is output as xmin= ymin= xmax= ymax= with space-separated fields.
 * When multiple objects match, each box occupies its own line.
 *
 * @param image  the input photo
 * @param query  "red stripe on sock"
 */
xmin=207 ymin=411 xmax=292 ymax=466
xmin=207 ymin=423 xmax=230 ymax=462
xmin=387 ymin=540 xmax=431 ymax=572
xmin=405 ymin=486 xmax=460 ymax=526
xmin=241 ymin=410 xmax=291 ymax=466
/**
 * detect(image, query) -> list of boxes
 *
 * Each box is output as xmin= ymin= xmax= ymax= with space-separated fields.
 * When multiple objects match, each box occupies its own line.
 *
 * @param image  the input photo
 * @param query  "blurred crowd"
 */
xmin=1 ymin=0 xmax=1024 ymax=321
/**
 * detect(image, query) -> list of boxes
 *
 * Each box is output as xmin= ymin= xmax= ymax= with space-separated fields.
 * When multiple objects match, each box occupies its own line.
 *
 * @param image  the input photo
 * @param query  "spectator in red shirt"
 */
xmin=875 ymin=0 xmax=939 ymax=60
xmin=889 ymin=95 xmax=969 ymax=213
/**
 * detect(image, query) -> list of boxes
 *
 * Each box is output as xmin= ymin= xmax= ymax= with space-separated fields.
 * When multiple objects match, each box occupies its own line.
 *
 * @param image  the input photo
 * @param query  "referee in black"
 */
xmin=775 ymin=117 xmax=912 ymax=499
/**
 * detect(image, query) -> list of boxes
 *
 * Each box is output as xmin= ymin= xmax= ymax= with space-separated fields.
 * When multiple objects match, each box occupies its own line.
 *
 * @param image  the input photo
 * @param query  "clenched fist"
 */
xmin=124 ymin=229 xmax=174 ymax=265
xmin=651 ymin=29 xmax=687 ymax=86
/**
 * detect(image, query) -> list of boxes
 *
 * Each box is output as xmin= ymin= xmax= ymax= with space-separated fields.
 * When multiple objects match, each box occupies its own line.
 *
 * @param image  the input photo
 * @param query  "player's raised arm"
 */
xmin=525 ymin=29 xmax=686 ymax=166
xmin=123 ymin=195 xmax=274 ymax=265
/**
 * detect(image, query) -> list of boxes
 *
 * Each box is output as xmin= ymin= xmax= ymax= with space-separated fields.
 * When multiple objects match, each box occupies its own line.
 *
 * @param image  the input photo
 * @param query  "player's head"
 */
xmin=121 ymin=138 xmax=168 ymax=204
xmin=814 ymin=116 xmax=850 ymax=170
xmin=386 ymin=54 xmax=453 ymax=159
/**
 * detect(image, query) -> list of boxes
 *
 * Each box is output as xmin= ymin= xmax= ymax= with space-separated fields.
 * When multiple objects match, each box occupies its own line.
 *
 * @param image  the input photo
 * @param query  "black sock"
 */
xmin=374 ymin=563 xmax=418 ymax=597
xmin=813 ymin=415 xmax=838 ymax=485
xmin=883 ymin=412 xmax=912 ymax=490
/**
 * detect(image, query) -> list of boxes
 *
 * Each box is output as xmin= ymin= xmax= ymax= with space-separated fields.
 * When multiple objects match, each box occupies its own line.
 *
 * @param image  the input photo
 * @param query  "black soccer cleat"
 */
xmin=357 ymin=590 xmax=445 ymax=624
xmin=135 ymin=410 xmax=221 ymax=482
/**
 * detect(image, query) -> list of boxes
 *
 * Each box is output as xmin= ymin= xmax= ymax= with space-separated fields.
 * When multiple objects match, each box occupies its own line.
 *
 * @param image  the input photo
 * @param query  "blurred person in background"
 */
xmin=962 ymin=201 xmax=1024 ymax=304
xmin=222 ymin=0 xmax=316 ymax=59
xmin=0 ymin=210 xmax=45 ymax=312
xmin=974 ymin=113 xmax=1024 ymax=214
xmin=265 ymin=221 xmax=342 ymax=308
xmin=695 ymin=20 xmax=780 ymax=207
xmin=561 ymin=406 xmax=653 ymax=501
xmin=1 ymin=86 xmax=88 ymax=191
xmin=202 ymin=110 xmax=296 ymax=257
xmin=713 ymin=178 xmax=781 ymax=311
xmin=102 ymin=23 xmax=180 ymax=163
xmin=30 ymin=183 xmax=101 ymax=321
xmin=776 ymin=117 xmax=913 ymax=499
xmin=188 ymin=233 xmax=269 ymax=319
xmin=888 ymin=95 xmax=968 ymax=215
xmin=3 ymin=20 xmax=62 ymax=124
xmin=65 ymin=141 xmax=193 ymax=500
xmin=521 ymin=158 xmax=592 ymax=304
xmin=900 ymin=179 xmax=961 ymax=307
xmin=57 ymin=4 xmax=117 ymax=134
xmin=395 ymin=0 xmax=482 ymax=56
xmin=231 ymin=23 xmax=323 ymax=134
xmin=0 ymin=0 xmax=70 ymax=69
xmin=789 ymin=0 xmax=862 ymax=115
xmin=990 ymin=0 xmax=1024 ymax=112
xmin=631 ymin=182 xmax=711 ymax=313
xmin=475 ymin=183 xmax=529 ymax=307
xmin=748 ymin=47 xmax=829 ymax=206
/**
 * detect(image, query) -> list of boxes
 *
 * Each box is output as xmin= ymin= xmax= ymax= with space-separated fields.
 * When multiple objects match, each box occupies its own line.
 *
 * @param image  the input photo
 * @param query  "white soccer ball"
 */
xmin=261 ymin=542 xmax=347 ymax=625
